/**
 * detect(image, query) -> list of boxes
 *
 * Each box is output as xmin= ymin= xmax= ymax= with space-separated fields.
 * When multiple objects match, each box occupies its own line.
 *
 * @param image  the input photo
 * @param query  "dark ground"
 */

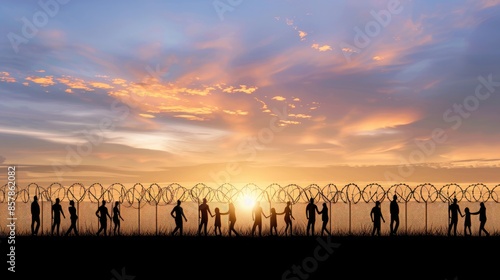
xmin=1 ymin=233 xmax=498 ymax=280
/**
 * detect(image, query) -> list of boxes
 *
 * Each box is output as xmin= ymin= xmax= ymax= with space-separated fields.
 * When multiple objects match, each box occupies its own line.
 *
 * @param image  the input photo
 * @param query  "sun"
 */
xmin=239 ymin=194 xmax=256 ymax=210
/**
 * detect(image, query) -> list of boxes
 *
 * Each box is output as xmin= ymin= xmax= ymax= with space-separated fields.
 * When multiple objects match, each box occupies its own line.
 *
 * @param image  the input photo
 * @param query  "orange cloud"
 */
xmin=312 ymin=44 xmax=333 ymax=52
xmin=272 ymin=96 xmax=286 ymax=101
xmin=0 ymin=72 xmax=16 ymax=83
xmin=90 ymin=82 xmax=114 ymax=89
xmin=25 ymin=75 xmax=55 ymax=87
xmin=57 ymin=76 xmax=94 ymax=91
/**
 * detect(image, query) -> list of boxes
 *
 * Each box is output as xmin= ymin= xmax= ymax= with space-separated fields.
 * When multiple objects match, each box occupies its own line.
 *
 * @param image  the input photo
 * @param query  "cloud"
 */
xmin=272 ymin=96 xmax=286 ymax=101
xmin=25 ymin=76 xmax=55 ymax=87
xmin=0 ymin=72 xmax=16 ymax=83
xmin=311 ymin=44 xmax=332 ymax=52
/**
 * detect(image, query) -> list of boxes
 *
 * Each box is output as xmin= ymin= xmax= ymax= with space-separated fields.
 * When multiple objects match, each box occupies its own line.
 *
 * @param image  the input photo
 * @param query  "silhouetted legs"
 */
xmin=390 ymin=216 xmax=399 ymax=236
xmin=198 ymin=221 xmax=208 ymax=236
xmin=96 ymin=219 xmax=108 ymax=236
xmin=31 ymin=217 xmax=40 ymax=236
xmin=51 ymin=219 xmax=61 ymax=236
xmin=228 ymin=221 xmax=239 ymax=237
xmin=66 ymin=220 xmax=78 ymax=236
xmin=478 ymin=221 xmax=490 ymax=237
xmin=321 ymin=221 xmax=331 ymax=236
xmin=113 ymin=219 xmax=121 ymax=236
xmin=284 ymin=220 xmax=293 ymax=236
xmin=172 ymin=221 xmax=184 ymax=236
xmin=372 ymin=222 xmax=381 ymax=236
xmin=251 ymin=222 xmax=262 ymax=237
xmin=306 ymin=221 xmax=315 ymax=236
xmin=448 ymin=220 xmax=458 ymax=237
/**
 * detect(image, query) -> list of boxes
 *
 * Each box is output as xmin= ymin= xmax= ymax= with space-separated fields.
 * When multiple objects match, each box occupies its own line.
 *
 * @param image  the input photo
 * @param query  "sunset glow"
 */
xmin=1 ymin=0 xmax=500 ymax=186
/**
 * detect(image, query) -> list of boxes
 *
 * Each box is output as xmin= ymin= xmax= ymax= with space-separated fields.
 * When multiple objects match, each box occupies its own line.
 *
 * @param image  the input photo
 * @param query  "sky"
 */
xmin=1 ymin=0 xmax=500 ymax=187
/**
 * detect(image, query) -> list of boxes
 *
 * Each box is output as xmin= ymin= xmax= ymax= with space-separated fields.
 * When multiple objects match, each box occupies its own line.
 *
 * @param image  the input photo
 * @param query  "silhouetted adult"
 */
xmin=31 ymin=195 xmax=40 ymax=236
xmin=306 ymin=198 xmax=320 ymax=236
xmin=471 ymin=202 xmax=490 ymax=237
xmin=171 ymin=200 xmax=187 ymax=236
xmin=198 ymin=198 xmax=212 ymax=236
xmin=96 ymin=200 xmax=111 ymax=236
xmin=462 ymin=207 xmax=472 ymax=236
xmin=251 ymin=201 xmax=268 ymax=237
xmin=277 ymin=201 xmax=294 ymax=236
xmin=318 ymin=202 xmax=331 ymax=236
xmin=65 ymin=200 xmax=78 ymax=236
xmin=220 ymin=202 xmax=239 ymax=237
xmin=389 ymin=194 xmax=400 ymax=236
xmin=370 ymin=201 xmax=385 ymax=236
xmin=448 ymin=198 xmax=462 ymax=237
xmin=51 ymin=198 xmax=65 ymax=236
xmin=113 ymin=201 xmax=124 ymax=236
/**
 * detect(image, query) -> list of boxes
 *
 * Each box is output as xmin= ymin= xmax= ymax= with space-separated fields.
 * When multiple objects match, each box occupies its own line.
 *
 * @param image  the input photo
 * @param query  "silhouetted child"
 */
xmin=269 ymin=208 xmax=280 ymax=236
xmin=462 ymin=207 xmax=472 ymax=236
xmin=220 ymin=203 xmax=239 ymax=237
xmin=212 ymin=207 xmax=222 ymax=236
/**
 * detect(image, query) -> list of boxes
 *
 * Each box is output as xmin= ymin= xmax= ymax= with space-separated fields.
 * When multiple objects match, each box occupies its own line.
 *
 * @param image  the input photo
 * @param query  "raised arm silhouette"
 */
xmin=31 ymin=195 xmax=40 ymax=236
xmin=198 ymin=198 xmax=212 ymax=236
xmin=65 ymin=200 xmax=78 ymax=236
xmin=51 ymin=198 xmax=65 ymax=236
xmin=171 ymin=200 xmax=187 ymax=236
xmin=220 ymin=202 xmax=239 ymax=237
xmin=96 ymin=200 xmax=111 ymax=236
xmin=113 ymin=201 xmax=125 ymax=236
xmin=370 ymin=201 xmax=385 ymax=236
xmin=306 ymin=198 xmax=320 ymax=236
xmin=277 ymin=201 xmax=295 ymax=236
xmin=471 ymin=202 xmax=490 ymax=237
xmin=251 ymin=201 xmax=268 ymax=237
xmin=318 ymin=202 xmax=331 ymax=236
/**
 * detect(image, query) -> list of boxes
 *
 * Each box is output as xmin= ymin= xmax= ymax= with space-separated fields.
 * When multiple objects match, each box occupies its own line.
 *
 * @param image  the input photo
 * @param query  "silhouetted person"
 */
xmin=198 ymin=198 xmax=212 ymax=236
xmin=306 ymin=198 xmax=320 ymax=236
xmin=448 ymin=198 xmax=462 ymax=237
xmin=462 ymin=207 xmax=472 ymax=237
xmin=220 ymin=202 xmax=239 ymax=237
xmin=471 ymin=202 xmax=490 ymax=237
xmin=31 ymin=195 xmax=41 ymax=236
xmin=171 ymin=200 xmax=187 ymax=236
xmin=277 ymin=201 xmax=295 ymax=236
xmin=318 ymin=203 xmax=331 ymax=236
xmin=251 ymin=201 xmax=268 ymax=237
xmin=389 ymin=194 xmax=400 ymax=236
xmin=371 ymin=201 xmax=385 ymax=236
xmin=269 ymin=207 xmax=279 ymax=236
xmin=96 ymin=200 xmax=111 ymax=236
xmin=212 ymin=207 xmax=223 ymax=236
xmin=65 ymin=200 xmax=78 ymax=236
xmin=51 ymin=198 xmax=65 ymax=236
xmin=113 ymin=201 xmax=124 ymax=236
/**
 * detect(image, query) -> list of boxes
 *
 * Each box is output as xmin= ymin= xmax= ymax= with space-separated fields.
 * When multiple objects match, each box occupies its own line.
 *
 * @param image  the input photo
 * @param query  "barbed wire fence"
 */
xmin=2 ymin=182 xmax=500 ymax=236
